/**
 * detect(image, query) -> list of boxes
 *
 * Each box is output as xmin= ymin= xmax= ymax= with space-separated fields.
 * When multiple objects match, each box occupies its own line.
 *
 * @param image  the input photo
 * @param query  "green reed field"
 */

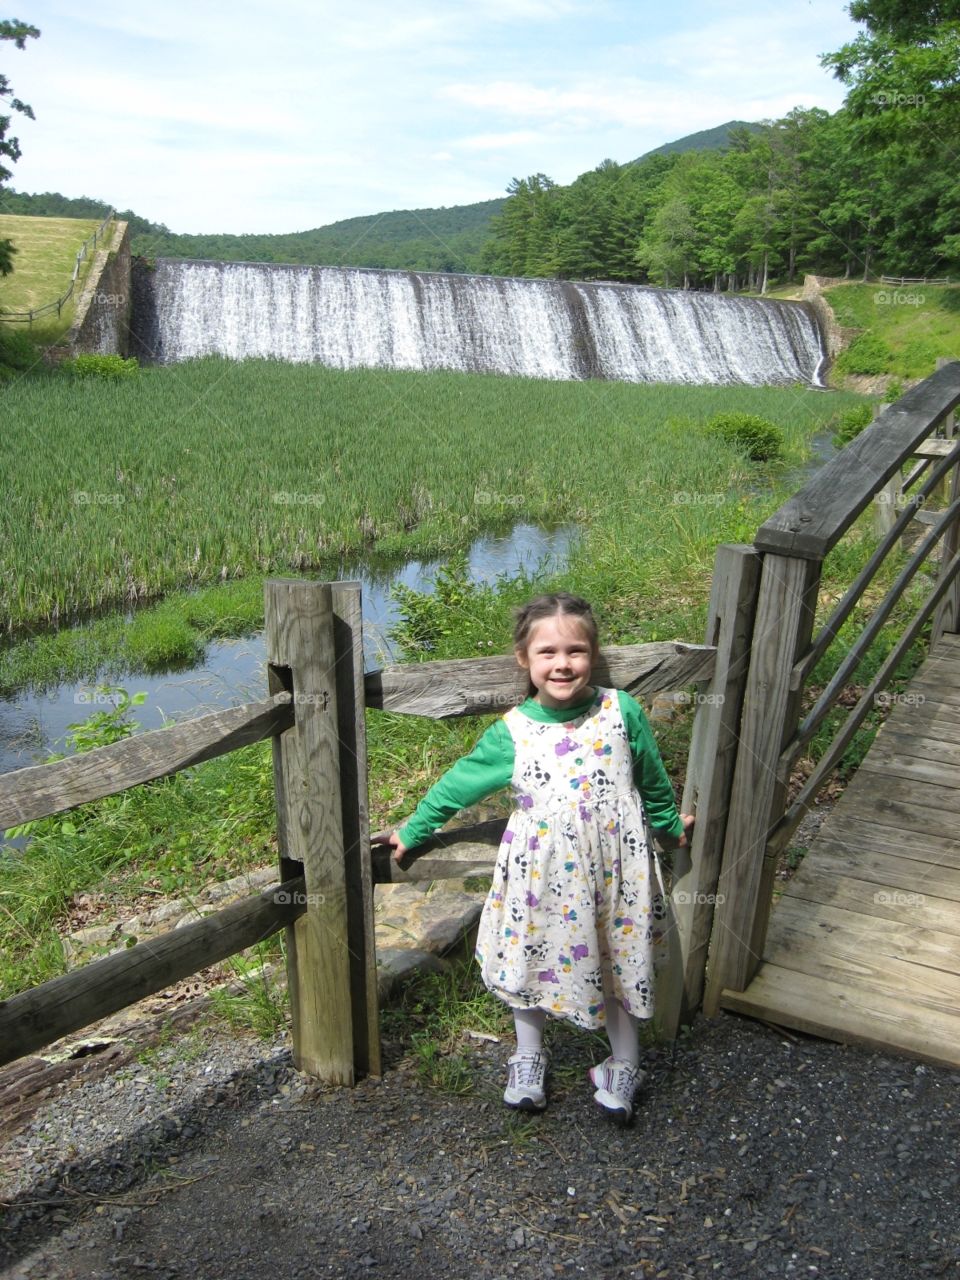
xmin=1 ymin=358 xmax=863 ymax=637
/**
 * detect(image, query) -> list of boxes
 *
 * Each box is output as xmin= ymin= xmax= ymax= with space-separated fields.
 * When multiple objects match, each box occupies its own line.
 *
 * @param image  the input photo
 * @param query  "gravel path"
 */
xmin=2 ymin=1008 xmax=958 ymax=1280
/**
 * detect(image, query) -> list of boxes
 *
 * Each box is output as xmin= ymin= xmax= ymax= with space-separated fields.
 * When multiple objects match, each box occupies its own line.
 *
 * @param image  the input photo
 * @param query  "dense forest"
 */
xmin=3 ymin=1 xmax=958 ymax=288
xmin=483 ymin=1 xmax=960 ymax=288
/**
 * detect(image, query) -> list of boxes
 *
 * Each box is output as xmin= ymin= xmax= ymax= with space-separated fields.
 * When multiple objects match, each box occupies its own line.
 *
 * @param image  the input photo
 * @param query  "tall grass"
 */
xmin=1 ymin=359 xmax=863 ymax=634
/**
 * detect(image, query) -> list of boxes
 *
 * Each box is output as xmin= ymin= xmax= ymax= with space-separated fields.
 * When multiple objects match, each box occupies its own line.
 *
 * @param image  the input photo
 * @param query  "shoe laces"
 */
xmin=511 ymin=1052 xmax=547 ymax=1085
xmin=602 ymin=1058 xmax=642 ymax=1095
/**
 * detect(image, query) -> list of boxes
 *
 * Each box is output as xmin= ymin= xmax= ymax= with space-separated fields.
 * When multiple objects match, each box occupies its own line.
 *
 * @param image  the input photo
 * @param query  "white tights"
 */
xmin=513 ymin=998 xmax=640 ymax=1065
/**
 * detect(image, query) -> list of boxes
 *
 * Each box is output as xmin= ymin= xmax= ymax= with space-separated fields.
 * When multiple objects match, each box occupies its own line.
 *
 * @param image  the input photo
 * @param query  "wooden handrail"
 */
xmin=364 ymin=641 xmax=717 ymax=718
xmin=756 ymin=361 xmax=960 ymax=559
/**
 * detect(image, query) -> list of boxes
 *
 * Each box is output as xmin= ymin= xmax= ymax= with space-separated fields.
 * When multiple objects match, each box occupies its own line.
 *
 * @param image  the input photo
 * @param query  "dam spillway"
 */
xmin=130 ymin=259 xmax=825 ymax=387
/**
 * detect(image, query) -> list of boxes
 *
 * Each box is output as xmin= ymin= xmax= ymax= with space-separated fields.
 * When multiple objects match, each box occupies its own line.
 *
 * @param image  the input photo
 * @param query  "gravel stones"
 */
xmin=2 ymin=1013 xmax=959 ymax=1279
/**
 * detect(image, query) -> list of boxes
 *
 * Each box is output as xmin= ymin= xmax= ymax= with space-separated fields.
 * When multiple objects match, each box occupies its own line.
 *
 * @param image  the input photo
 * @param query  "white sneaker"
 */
xmin=589 ymin=1056 xmax=646 ymax=1123
xmin=503 ymin=1050 xmax=549 ymax=1111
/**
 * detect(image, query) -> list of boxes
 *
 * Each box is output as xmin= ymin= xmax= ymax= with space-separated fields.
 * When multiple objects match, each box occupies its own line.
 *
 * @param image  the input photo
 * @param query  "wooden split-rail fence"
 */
xmin=1 ymin=359 xmax=959 ymax=1079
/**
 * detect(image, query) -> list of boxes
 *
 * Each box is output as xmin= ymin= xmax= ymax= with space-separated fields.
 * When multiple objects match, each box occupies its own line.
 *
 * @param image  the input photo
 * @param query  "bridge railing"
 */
xmin=704 ymin=359 xmax=960 ymax=1008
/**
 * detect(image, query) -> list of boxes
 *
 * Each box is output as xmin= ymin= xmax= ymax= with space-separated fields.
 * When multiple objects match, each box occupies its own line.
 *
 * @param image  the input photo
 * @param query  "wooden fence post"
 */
xmin=265 ymin=578 xmax=374 ymax=1083
xmin=703 ymin=552 xmax=821 ymax=1012
xmin=658 ymin=544 xmax=761 ymax=1038
xmin=330 ymin=581 xmax=381 ymax=1078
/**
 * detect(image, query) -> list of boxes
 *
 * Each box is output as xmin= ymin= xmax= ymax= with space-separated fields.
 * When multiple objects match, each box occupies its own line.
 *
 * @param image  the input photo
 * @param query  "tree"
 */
xmin=1 ymin=18 xmax=40 ymax=276
xmin=822 ymin=0 xmax=960 ymax=153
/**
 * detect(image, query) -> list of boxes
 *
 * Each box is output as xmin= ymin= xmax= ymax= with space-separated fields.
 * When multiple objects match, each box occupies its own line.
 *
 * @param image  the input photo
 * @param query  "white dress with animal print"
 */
xmin=474 ymin=687 xmax=670 ymax=1030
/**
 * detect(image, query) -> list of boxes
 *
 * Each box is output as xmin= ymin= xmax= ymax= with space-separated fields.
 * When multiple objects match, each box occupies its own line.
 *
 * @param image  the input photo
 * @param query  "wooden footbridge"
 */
xmin=1 ymin=362 xmax=959 ymax=1082
xmin=722 ymin=630 xmax=960 ymax=1064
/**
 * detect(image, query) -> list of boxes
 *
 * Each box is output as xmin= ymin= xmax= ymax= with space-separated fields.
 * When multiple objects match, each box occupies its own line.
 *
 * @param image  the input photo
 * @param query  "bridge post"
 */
xmin=659 ymin=544 xmax=761 ymax=1036
xmin=703 ymin=552 xmax=822 ymax=1012
xmin=932 ymin=357 xmax=960 ymax=643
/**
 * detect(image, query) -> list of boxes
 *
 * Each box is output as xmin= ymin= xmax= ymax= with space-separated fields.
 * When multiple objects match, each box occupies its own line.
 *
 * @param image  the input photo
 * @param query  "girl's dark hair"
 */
xmin=513 ymin=592 xmax=599 ymax=653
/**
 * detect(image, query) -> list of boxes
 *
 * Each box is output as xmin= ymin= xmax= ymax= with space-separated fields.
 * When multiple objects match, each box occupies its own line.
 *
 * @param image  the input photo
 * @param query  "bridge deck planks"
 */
xmin=720 ymin=631 xmax=960 ymax=1067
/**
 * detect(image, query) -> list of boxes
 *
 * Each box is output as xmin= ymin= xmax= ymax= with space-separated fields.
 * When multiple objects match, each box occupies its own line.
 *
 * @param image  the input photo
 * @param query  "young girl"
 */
xmin=374 ymin=593 xmax=693 ymax=1123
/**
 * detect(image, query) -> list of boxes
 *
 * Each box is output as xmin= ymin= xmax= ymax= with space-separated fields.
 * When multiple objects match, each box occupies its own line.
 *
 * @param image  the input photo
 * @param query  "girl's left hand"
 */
xmin=370 ymin=829 xmax=409 ymax=863
xmin=677 ymin=813 xmax=695 ymax=848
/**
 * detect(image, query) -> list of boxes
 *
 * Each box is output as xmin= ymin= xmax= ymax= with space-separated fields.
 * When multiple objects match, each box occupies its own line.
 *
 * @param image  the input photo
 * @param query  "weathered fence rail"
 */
xmin=2 ymin=210 xmax=115 ymax=325
xmin=0 ymin=576 xmax=731 ymax=1079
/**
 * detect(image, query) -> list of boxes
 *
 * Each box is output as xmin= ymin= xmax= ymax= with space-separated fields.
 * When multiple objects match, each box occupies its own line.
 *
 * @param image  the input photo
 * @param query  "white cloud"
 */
xmin=8 ymin=0 xmax=861 ymax=232
xmin=458 ymin=130 xmax=545 ymax=151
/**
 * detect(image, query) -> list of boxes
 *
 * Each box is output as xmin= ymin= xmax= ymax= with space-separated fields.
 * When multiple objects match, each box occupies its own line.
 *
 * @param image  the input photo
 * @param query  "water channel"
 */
xmin=0 ymin=523 xmax=577 ymax=777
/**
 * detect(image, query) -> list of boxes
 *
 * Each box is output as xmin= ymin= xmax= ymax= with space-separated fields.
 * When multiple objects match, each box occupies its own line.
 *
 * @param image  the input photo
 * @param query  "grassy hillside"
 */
xmin=0 ymin=213 xmax=101 ymax=325
xmin=824 ymin=283 xmax=960 ymax=381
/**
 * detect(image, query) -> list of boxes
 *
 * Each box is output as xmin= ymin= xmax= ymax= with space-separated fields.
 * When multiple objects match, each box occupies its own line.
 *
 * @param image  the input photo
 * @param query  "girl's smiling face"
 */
xmin=517 ymin=614 xmax=598 ymax=710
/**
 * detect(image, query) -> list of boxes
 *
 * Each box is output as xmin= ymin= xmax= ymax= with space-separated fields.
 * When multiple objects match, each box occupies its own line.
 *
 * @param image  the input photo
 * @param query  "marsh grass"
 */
xmin=1 ymin=360 xmax=863 ymax=634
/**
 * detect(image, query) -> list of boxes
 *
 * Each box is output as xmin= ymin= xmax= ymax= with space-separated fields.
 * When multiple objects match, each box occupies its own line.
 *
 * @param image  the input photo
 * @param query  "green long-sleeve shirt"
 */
xmin=397 ymin=688 xmax=683 ymax=851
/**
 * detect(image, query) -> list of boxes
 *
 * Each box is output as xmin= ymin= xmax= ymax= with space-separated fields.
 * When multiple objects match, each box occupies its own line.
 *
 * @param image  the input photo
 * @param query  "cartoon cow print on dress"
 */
xmin=474 ymin=688 xmax=671 ymax=1032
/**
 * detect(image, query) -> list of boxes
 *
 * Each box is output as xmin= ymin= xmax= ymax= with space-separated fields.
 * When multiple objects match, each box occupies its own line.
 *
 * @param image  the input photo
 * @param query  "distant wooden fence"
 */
xmin=0 ymin=579 xmax=743 ymax=1082
xmin=703 ymin=358 xmax=960 ymax=1008
xmin=2 ymin=210 xmax=114 ymax=324
xmin=878 ymin=275 xmax=951 ymax=287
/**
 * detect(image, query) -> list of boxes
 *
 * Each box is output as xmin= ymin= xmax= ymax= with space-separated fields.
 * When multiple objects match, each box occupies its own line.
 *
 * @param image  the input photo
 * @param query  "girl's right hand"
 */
xmin=370 ymin=829 xmax=409 ymax=863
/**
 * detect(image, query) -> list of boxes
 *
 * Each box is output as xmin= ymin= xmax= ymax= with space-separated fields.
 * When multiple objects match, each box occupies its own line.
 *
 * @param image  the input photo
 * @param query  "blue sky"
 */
xmin=5 ymin=1 xmax=862 ymax=234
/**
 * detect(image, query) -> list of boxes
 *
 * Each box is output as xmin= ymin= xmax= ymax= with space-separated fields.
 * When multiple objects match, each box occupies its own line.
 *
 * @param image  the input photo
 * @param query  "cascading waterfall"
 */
xmin=130 ymin=259 xmax=826 ymax=387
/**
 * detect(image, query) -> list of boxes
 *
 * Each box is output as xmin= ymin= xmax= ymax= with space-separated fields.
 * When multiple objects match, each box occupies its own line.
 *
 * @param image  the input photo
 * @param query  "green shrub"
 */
xmin=0 ymin=326 xmax=42 ymax=384
xmin=834 ymin=333 xmax=891 ymax=377
xmin=705 ymin=412 xmax=785 ymax=461
xmin=0 ymin=325 xmax=40 ymax=369
xmin=882 ymin=378 xmax=904 ymax=403
xmin=832 ymin=402 xmax=876 ymax=448
xmin=65 ymin=353 xmax=139 ymax=380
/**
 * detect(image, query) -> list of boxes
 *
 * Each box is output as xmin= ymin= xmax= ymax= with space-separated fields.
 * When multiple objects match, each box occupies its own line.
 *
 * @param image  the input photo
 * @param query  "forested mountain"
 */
xmin=0 ymin=190 xmax=504 ymax=273
xmin=635 ymin=120 xmax=764 ymax=160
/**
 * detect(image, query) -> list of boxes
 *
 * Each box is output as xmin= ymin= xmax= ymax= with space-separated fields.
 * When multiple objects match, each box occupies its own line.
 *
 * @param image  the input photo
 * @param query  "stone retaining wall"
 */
xmin=64 ymin=220 xmax=132 ymax=356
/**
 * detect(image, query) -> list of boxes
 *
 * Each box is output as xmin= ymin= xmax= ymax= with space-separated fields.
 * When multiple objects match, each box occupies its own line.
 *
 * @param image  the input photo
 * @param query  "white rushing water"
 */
xmin=133 ymin=260 xmax=825 ymax=386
